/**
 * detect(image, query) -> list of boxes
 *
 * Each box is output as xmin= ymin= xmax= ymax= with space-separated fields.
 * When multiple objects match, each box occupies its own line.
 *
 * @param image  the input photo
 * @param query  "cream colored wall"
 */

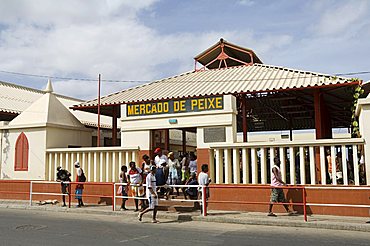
xmin=120 ymin=95 xmax=237 ymax=149
xmin=236 ymin=130 xmax=351 ymax=143
xmin=121 ymin=130 xmax=150 ymax=150
xmin=46 ymin=127 xmax=92 ymax=148
xmin=357 ymin=99 xmax=370 ymax=184
xmin=1 ymin=128 xmax=46 ymax=180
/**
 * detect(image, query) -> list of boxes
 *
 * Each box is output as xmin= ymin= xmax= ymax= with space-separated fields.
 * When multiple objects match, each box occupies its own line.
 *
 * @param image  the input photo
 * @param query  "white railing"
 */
xmin=46 ymin=147 xmax=139 ymax=182
xmin=209 ymin=138 xmax=366 ymax=186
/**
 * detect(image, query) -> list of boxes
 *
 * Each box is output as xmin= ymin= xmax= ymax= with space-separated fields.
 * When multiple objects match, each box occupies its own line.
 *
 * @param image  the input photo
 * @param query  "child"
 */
xmin=119 ymin=165 xmax=128 ymax=210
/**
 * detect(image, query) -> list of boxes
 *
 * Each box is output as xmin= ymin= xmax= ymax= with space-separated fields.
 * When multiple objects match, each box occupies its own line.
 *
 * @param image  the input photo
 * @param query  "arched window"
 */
xmin=14 ymin=132 xmax=29 ymax=171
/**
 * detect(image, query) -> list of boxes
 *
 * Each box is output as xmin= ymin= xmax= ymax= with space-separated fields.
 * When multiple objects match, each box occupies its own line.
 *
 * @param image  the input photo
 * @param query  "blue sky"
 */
xmin=0 ymin=0 xmax=369 ymax=100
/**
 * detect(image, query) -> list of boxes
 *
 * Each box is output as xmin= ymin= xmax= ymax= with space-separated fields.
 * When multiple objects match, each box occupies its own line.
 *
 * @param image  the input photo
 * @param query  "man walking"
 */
xmin=268 ymin=157 xmax=295 ymax=216
xmin=138 ymin=165 xmax=159 ymax=223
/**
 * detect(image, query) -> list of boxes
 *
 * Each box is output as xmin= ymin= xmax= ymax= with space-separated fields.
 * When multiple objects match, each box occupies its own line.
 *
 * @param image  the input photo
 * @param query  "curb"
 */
xmin=0 ymin=204 xmax=369 ymax=232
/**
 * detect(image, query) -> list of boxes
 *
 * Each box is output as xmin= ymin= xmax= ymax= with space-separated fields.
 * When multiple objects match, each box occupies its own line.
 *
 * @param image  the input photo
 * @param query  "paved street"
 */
xmin=0 ymin=208 xmax=369 ymax=246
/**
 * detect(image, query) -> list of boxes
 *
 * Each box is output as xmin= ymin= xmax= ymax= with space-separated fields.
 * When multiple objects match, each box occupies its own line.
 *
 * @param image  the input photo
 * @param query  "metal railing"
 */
xmin=113 ymin=183 xmax=208 ymax=216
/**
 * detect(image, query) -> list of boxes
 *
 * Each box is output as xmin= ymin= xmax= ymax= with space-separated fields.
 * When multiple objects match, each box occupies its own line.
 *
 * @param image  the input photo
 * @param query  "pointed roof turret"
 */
xmin=9 ymin=80 xmax=85 ymax=129
xmin=194 ymin=38 xmax=262 ymax=69
xmin=44 ymin=79 xmax=54 ymax=93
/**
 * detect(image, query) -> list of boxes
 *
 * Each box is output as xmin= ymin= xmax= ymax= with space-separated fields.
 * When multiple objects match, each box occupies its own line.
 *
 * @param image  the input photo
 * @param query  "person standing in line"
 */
xmin=56 ymin=166 xmax=71 ymax=207
xmin=127 ymin=161 xmax=144 ymax=212
xmin=268 ymin=157 xmax=296 ymax=217
xmin=138 ymin=165 xmax=159 ymax=223
xmin=119 ymin=165 xmax=128 ymax=211
xmin=154 ymin=148 xmax=168 ymax=168
xmin=167 ymin=152 xmax=181 ymax=197
xmin=74 ymin=162 xmax=85 ymax=207
xmin=184 ymin=172 xmax=198 ymax=200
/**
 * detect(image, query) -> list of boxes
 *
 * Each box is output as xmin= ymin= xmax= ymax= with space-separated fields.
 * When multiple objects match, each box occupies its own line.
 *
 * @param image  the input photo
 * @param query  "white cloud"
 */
xmin=9 ymin=0 xmax=368 ymax=102
xmin=237 ymin=0 xmax=255 ymax=6
xmin=313 ymin=0 xmax=369 ymax=36
xmin=0 ymin=0 xmax=295 ymax=100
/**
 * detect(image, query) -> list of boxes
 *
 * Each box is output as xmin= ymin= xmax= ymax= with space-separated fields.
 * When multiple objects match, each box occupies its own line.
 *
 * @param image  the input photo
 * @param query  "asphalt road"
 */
xmin=0 ymin=208 xmax=369 ymax=246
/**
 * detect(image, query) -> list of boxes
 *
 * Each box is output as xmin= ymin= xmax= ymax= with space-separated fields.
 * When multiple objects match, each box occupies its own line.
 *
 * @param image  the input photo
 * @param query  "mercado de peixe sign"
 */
xmin=127 ymin=96 xmax=224 ymax=117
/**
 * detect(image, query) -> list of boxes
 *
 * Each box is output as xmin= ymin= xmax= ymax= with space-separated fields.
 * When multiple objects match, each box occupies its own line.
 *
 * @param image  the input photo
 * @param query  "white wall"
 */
xmin=46 ymin=127 xmax=92 ymax=148
xmin=120 ymin=95 xmax=237 ymax=149
xmin=121 ymin=130 xmax=150 ymax=150
xmin=1 ymin=128 xmax=46 ymax=180
xmin=357 ymin=97 xmax=370 ymax=184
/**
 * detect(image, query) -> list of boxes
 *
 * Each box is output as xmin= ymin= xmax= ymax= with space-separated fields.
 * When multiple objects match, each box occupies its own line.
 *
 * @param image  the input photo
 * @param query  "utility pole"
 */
xmin=97 ymin=74 xmax=101 ymax=147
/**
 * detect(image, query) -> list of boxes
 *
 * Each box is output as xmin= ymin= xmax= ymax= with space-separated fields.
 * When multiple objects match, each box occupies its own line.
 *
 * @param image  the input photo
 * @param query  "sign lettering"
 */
xmin=127 ymin=96 xmax=224 ymax=117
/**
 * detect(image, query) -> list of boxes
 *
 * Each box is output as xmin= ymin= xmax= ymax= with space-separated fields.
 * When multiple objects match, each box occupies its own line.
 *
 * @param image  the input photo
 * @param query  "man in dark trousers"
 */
xmin=56 ymin=166 xmax=71 ymax=207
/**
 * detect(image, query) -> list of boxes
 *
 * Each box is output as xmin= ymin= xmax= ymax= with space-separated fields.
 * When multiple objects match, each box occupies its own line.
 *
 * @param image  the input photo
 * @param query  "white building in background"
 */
xmin=0 ymin=81 xmax=92 ymax=179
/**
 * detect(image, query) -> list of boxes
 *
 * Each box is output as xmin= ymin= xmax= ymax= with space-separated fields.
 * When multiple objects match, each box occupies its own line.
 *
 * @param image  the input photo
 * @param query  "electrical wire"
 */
xmin=0 ymin=69 xmax=369 ymax=84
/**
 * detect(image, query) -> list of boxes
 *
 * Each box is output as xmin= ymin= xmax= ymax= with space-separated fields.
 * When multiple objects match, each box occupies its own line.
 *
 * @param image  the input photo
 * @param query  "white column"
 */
xmin=54 ymin=153 xmax=58 ymax=181
xmin=88 ymin=152 xmax=92 ymax=182
xmin=331 ymin=146 xmax=337 ymax=185
xmin=251 ymin=148 xmax=257 ymax=184
xmin=242 ymin=148 xmax=249 ymax=184
xmin=299 ymin=147 xmax=305 ymax=185
xmin=209 ymin=149 xmax=215 ymax=184
xmin=260 ymin=148 xmax=267 ymax=184
xmin=105 ymin=152 xmax=110 ymax=182
xmin=320 ymin=146 xmax=326 ymax=185
xmin=353 ymin=145 xmax=359 ymax=185
xmin=59 ymin=153 xmax=63 ymax=171
xmin=125 ymin=152 xmax=129 ymax=165
xmin=70 ymin=153 xmax=75 ymax=179
xmin=100 ymin=152 xmax=104 ymax=182
xmin=224 ymin=149 xmax=232 ymax=184
xmin=131 ymin=151 xmax=136 ymax=163
xmin=341 ymin=145 xmax=348 ymax=185
xmin=93 ymin=152 xmax=98 ymax=182
xmin=82 ymin=153 xmax=86 ymax=175
xmin=119 ymin=151 xmax=123 ymax=167
xmin=289 ymin=147 xmax=295 ymax=185
xmin=233 ymin=148 xmax=240 ymax=184
xmin=215 ymin=149 xmax=223 ymax=184
xmin=47 ymin=153 xmax=52 ymax=181
xmin=112 ymin=152 xmax=116 ymax=182
xmin=65 ymin=153 xmax=69 ymax=176
xmin=269 ymin=147 xmax=275 ymax=184
xmin=279 ymin=147 xmax=286 ymax=183
xmin=309 ymin=146 xmax=315 ymax=185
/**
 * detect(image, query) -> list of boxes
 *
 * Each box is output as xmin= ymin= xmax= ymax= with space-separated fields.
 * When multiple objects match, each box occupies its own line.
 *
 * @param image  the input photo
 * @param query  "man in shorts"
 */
xmin=268 ymin=157 xmax=296 ymax=217
xmin=138 ymin=165 xmax=159 ymax=223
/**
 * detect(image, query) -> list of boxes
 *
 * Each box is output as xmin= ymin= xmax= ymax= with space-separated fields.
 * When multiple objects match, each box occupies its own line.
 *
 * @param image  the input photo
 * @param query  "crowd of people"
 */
xmin=56 ymin=148 xmax=211 ymax=223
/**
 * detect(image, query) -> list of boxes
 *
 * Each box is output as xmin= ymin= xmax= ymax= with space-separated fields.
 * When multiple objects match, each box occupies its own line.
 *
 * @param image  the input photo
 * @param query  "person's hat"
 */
xmin=74 ymin=161 xmax=80 ymax=168
xmin=57 ymin=166 xmax=62 ymax=171
xmin=167 ymin=152 xmax=173 ymax=157
xmin=150 ymin=165 xmax=157 ymax=171
xmin=154 ymin=148 xmax=161 ymax=153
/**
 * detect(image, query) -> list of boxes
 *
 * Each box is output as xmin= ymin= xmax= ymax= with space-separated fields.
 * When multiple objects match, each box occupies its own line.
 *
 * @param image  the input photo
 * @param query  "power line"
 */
xmin=0 ymin=68 xmax=369 ymax=84
xmin=0 ymin=70 xmax=150 ymax=83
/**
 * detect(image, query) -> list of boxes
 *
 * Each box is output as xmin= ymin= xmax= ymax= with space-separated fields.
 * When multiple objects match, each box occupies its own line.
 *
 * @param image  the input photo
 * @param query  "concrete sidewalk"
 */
xmin=1 ymin=199 xmax=369 ymax=232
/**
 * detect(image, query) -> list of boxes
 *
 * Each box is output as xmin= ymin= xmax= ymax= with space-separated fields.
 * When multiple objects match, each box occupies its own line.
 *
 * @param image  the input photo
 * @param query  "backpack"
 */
xmin=79 ymin=169 xmax=86 ymax=182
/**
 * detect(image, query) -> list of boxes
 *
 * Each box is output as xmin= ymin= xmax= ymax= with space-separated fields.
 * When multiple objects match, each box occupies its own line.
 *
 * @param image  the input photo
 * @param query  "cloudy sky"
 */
xmin=0 ymin=0 xmax=369 ymax=100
